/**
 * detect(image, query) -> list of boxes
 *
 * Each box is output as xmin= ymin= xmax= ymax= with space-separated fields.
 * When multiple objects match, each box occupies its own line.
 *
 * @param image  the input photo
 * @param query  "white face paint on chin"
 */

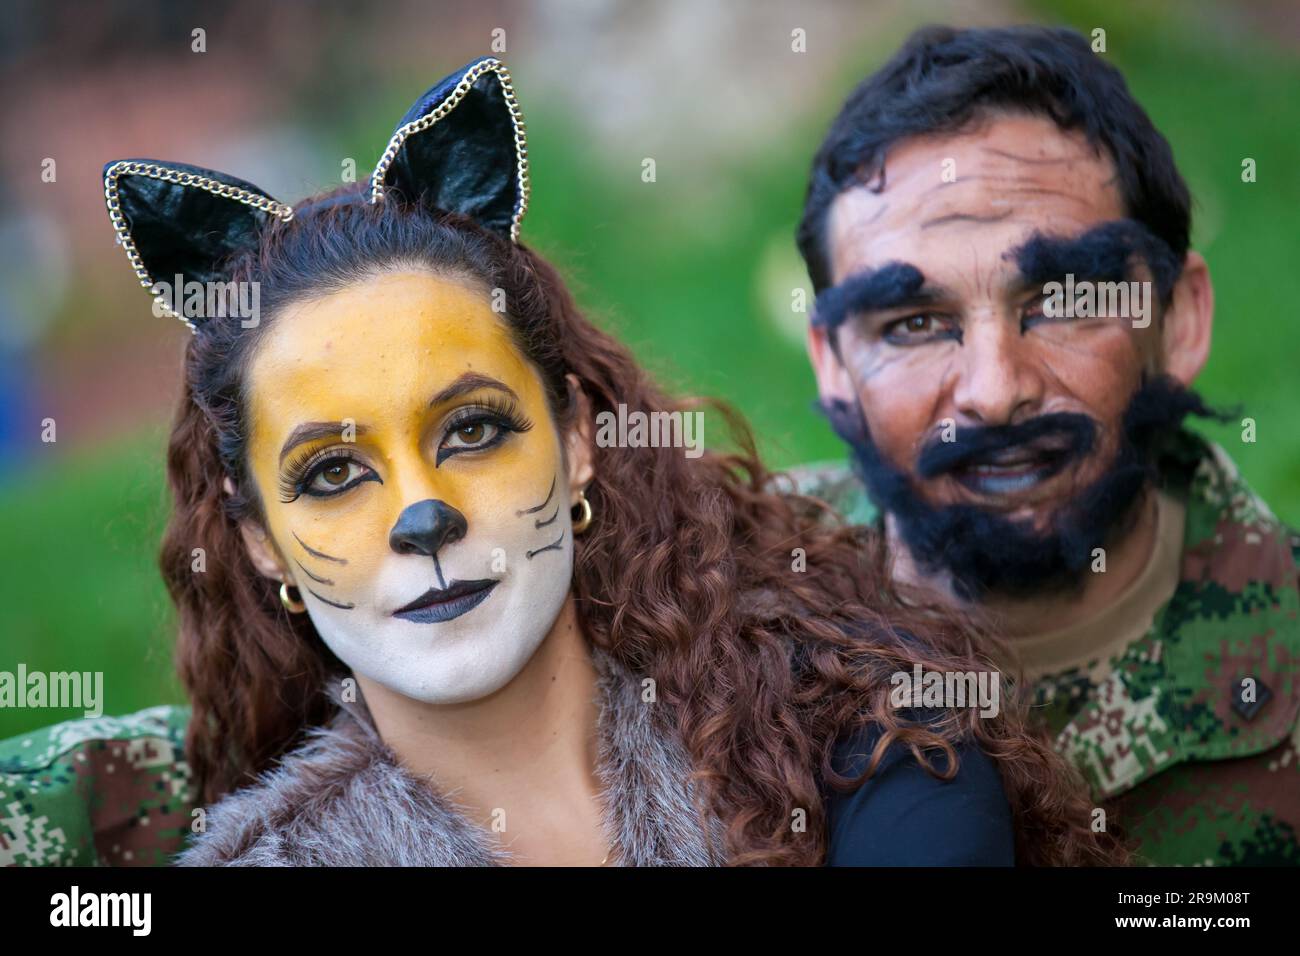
xmin=301 ymin=497 xmax=574 ymax=705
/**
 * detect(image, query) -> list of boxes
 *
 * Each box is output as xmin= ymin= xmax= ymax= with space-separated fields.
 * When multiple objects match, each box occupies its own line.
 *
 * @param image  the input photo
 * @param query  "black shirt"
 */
xmin=823 ymin=719 xmax=1015 ymax=866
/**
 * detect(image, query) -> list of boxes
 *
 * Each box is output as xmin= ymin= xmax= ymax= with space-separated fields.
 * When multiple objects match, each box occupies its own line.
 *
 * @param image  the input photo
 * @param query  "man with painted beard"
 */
xmin=793 ymin=24 xmax=1300 ymax=865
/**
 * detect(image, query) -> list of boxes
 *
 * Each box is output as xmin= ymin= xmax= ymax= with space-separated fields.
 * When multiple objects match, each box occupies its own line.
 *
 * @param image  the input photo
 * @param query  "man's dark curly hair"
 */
xmin=797 ymin=24 xmax=1192 ymax=292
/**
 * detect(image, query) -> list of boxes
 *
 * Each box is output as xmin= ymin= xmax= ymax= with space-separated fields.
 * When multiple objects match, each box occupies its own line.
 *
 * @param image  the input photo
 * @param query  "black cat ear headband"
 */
xmin=103 ymin=56 xmax=529 ymax=333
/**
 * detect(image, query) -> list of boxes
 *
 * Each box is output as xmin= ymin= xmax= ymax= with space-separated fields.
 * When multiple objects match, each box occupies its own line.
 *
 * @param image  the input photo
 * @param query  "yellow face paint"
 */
xmin=244 ymin=270 xmax=573 ymax=704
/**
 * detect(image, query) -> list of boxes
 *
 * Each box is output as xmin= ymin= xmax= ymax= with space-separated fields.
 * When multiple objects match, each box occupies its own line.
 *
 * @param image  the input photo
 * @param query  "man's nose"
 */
xmin=389 ymin=499 xmax=468 ymax=556
xmin=950 ymin=315 xmax=1045 ymax=426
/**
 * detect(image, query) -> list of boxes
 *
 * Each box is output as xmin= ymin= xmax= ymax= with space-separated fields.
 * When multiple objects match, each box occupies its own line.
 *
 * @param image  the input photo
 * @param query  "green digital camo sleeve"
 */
xmin=0 ymin=705 xmax=195 ymax=866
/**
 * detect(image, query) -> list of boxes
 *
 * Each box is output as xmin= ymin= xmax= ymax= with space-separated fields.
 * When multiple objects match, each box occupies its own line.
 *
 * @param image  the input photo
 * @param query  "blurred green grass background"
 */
xmin=2 ymin=0 xmax=1297 ymax=737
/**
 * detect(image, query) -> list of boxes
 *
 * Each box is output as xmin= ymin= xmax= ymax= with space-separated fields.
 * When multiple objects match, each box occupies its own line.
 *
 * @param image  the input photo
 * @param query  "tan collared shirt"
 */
xmin=1014 ymin=489 xmax=1186 ymax=685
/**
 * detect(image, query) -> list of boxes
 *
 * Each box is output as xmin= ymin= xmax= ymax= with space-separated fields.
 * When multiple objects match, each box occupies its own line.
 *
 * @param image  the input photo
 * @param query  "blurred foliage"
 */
xmin=0 ymin=425 xmax=182 ymax=733
xmin=2 ymin=2 xmax=1297 ymax=735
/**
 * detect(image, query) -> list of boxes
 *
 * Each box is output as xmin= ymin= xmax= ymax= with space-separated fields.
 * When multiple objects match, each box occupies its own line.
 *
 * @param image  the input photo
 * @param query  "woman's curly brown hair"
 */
xmin=161 ymin=188 xmax=1126 ymax=866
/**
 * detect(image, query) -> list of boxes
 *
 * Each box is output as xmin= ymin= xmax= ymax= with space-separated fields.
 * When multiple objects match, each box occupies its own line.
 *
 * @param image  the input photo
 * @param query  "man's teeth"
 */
xmin=971 ymin=461 xmax=1035 ymax=473
xmin=959 ymin=455 xmax=1057 ymax=493
xmin=977 ymin=449 xmax=1046 ymax=467
xmin=967 ymin=469 xmax=1043 ymax=494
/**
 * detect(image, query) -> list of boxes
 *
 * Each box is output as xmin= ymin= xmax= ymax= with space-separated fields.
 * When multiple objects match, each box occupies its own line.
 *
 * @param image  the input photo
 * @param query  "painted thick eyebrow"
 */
xmin=1009 ymin=219 xmax=1182 ymax=299
xmin=427 ymin=372 xmax=519 ymax=409
xmin=279 ymin=423 xmax=371 ymax=465
xmin=812 ymin=262 xmax=945 ymax=330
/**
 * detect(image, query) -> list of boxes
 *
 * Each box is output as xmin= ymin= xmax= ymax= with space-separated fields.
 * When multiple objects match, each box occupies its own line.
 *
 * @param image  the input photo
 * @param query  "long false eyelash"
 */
xmin=278 ymin=446 xmax=365 ymax=503
xmin=445 ymin=393 xmax=535 ymax=437
xmin=436 ymin=394 xmax=534 ymax=466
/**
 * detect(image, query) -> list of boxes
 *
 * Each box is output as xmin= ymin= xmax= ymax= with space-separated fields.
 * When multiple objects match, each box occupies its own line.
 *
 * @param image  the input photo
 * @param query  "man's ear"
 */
xmin=561 ymin=373 xmax=596 ymax=502
xmin=807 ymin=323 xmax=857 ymax=406
xmin=1160 ymin=251 xmax=1214 ymax=386
xmin=222 ymin=476 xmax=290 ymax=583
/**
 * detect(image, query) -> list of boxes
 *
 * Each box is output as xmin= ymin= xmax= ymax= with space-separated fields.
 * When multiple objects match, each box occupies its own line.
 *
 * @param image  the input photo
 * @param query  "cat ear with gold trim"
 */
xmin=369 ymin=56 xmax=530 ymax=243
xmin=103 ymin=160 xmax=293 ymax=331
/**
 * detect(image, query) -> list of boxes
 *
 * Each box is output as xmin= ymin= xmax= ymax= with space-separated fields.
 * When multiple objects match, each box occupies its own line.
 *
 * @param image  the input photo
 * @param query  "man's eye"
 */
xmin=1024 ymin=291 xmax=1079 ymax=328
xmin=883 ymin=314 xmax=954 ymax=343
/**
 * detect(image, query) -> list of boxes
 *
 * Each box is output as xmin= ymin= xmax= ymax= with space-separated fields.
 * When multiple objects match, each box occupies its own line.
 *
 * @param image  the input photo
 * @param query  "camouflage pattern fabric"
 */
xmin=789 ymin=428 xmax=1300 ymax=866
xmin=0 ymin=705 xmax=194 ymax=866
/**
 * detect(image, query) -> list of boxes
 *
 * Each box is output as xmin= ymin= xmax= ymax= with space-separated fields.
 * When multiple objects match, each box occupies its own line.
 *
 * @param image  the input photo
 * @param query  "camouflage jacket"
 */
xmin=790 ymin=428 xmax=1300 ymax=865
xmin=0 ymin=706 xmax=193 ymax=866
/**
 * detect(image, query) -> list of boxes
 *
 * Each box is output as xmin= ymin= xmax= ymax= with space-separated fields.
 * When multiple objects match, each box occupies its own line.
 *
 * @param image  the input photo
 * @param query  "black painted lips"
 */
xmin=393 ymin=579 xmax=497 ymax=623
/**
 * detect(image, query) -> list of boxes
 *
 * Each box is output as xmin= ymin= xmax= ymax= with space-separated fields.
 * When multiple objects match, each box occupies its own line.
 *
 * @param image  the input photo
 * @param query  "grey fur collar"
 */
xmin=177 ymin=647 xmax=728 ymax=866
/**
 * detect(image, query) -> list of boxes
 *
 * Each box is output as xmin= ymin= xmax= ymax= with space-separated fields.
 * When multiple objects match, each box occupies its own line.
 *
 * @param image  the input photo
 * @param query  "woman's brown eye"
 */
xmin=442 ymin=420 xmax=501 ymax=456
xmin=322 ymin=463 xmax=349 ymax=486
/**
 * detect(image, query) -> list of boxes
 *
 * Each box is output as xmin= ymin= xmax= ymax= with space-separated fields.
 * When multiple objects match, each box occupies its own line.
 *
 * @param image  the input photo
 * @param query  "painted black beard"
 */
xmin=822 ymin=375 xmax=1220 ymax=601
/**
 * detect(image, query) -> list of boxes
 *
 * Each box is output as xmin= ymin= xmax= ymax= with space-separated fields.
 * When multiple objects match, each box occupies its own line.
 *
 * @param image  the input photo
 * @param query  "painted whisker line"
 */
xmin=432 ymin=553 xmax=447 ymax=590
xmin=516 ymin=476 xmax=556 ymax=516
xmin=306 ymin=587 xmax=355 ymax=610
xmin=294 ymin=559 xmax=333 ymax=586
xmin=535 ymin=505 xmax=560 ymax=529
xmin=526 ymin=530 xmax=565 ymax=560
xmin=292 ymin=530 xmax=348 ymax=564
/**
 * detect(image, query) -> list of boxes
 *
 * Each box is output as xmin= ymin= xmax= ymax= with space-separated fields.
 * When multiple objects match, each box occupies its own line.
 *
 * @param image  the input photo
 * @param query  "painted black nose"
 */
xmin=389 ymin=499 xmax=468 ymax=556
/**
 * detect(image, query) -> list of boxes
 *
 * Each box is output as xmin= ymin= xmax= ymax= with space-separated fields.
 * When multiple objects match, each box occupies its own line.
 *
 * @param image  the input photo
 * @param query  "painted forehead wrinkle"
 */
xmin=978 ymin=145 xmax=1083 ymax=166
xmin=921 ymin=208 xmax=1014 ymax=230
xmin=829 ymin=117 xmax=1123 ymax=264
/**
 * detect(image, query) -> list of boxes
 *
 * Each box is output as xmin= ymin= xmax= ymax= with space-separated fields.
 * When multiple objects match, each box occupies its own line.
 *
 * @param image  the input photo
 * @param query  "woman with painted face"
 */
xmin=107 ymin=59 xmax=1122 ymax=866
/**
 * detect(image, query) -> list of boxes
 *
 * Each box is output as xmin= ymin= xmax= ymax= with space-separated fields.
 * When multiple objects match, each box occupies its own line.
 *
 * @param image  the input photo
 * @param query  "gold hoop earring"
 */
xmin=280 ymin=581 xmax=307 ymax=614
xmin=571 ymin=489 xmax=593 ymax=535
